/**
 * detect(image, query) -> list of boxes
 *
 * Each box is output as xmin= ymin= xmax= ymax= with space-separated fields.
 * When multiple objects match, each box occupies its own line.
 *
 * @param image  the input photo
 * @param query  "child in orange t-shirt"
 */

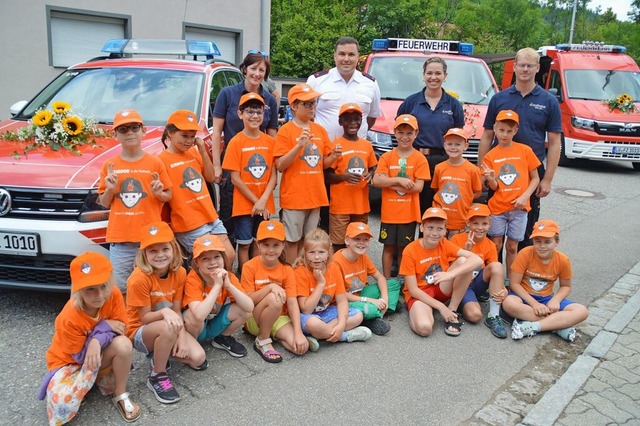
xmin=295 ymin=228 xmax=372 ymax=343
xmin=325 ymin=102 xmax=378 ymax=251
xmin=241 ymin=220 xmax=311 ymax=362
xmin=431 ymin=128 xmax=482 ymax=236
xmin=274 ymin=83 xmax=342 ymax=264
xmin=450 ymin=204 xmax=508 ymax=339
xmin=481 ymin=110 xmax=540 ymax=276
xmin=39 ymin=252 xmax=140 ymax=424
xmin=502 ymin=220 xmax=588 ymax=342
xmin=98 ymin=109 xmax=172 ymax=292
xmin=373 ymin=114 xmax=431 ymax=278
xmin=222 ymin=93 xmax=277 ymax=273
xmin=158 ymin=109 xmax=235 ymax=266
xmin=182 ymin=235 xmax=253 ymax=358
xmin=400 ymin=207 xmax=482 ymax=337
xmin=126 ymin=221 xmax=206 ymax=405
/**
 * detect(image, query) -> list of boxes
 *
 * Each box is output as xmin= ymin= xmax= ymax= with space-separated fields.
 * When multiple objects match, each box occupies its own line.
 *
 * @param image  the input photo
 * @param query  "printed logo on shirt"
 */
xmin=526 ymin=276 xmax=549 ymax=292
xmin=439 ymin=182 xmax=460 ymax=205
xmin=498 ymin=163 xmax=520 ymax=186
xmin=442 ymin=109 xmax=453 ymax=115
xmin=180 ymin=167 xmax=204 ymax=193
xmin=347 ymin=156 xmax=366 ymax=176
xmin=243 ymin=153 xmax=269 ymax=180
xmin=118 ymin=178 xmax=147 ymax=208
xmin=529 ymin=103 xmax=547 ymax=111
xmin=423 ymin=263 xmax=443 ymax=285
xmin=315 ymin=293 xmax=332 ymax=312
xmin=299 ymin=143 xmax=321 ymax=168
xmin=348 ymin=276 xmax=365 ymax=293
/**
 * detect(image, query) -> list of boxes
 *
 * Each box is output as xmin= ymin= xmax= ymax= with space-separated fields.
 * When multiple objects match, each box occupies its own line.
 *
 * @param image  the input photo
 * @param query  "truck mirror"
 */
xmin=548 ymin=88 xmax=563 ymax=103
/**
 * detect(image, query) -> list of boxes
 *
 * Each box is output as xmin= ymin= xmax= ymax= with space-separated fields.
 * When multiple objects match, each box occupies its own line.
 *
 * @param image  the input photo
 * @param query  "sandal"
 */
xmin=444 ymin=314 xmax=463 ymax=337
xmin=253 ymin=337 xmax=283 ymax=363
xmin=112 ymin=392 xmax=141 ymax=423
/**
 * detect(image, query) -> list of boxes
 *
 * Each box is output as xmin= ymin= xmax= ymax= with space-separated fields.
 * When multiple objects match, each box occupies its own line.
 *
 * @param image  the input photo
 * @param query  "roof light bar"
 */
xmin=101 ymin=39 xmax=221 ymax=57
xmin=372 ymin=38 xmax=474 ymax=55
xmin=556 ymin=41 xmax=626 ymax=53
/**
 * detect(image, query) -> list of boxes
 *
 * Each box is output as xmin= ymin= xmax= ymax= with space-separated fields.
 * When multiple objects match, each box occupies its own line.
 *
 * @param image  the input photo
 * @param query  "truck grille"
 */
xmin=2 ymin=187 xmax=91 ymax=220
xmin=0 ymin=253 xmax=72 ymax=291
xmin=595 ymin=122 xmax=640 ymax=137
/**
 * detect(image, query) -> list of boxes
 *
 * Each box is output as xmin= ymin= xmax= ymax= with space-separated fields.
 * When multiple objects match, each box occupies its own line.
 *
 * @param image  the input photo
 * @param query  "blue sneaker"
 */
xmin=484 ymin=316 xmax=507 ymax=339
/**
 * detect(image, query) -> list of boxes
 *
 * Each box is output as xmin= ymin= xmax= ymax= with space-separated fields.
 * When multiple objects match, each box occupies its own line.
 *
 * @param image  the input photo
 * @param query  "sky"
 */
xmin=588 ymin=0 xmax=633 ymax=21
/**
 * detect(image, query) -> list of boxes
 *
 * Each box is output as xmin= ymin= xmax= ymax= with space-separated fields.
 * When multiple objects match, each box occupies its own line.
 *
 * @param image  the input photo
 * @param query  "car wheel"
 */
xmin=558 ymin=135 xmax=571 ymax=167
xmin=633 ymin=162 xmax=640 ymax=171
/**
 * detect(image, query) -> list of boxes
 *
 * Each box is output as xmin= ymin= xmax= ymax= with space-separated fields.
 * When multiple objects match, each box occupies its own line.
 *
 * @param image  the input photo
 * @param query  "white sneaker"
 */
xmin=345 ymin=326 xmax=372 ymax=342
xmin=511 ymin=320 xmax=524 ymax=340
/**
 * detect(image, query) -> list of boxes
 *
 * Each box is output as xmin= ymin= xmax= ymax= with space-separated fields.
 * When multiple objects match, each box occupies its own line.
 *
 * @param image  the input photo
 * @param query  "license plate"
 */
xmin=0 ymin=231 xmax=39 ymax=256
xmin=612 ymin=146 xmax=640 ymax=154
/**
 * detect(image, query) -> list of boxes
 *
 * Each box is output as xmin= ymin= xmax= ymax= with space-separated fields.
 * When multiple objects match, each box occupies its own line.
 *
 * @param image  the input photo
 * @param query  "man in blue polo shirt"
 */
xmin=478 ymin=47 xmax=561 ymax=250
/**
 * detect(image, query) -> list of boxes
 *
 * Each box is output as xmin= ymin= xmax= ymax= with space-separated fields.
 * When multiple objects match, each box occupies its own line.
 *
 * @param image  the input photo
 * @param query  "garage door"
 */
xmin=184 ymin=27 xmax=237 ymax=65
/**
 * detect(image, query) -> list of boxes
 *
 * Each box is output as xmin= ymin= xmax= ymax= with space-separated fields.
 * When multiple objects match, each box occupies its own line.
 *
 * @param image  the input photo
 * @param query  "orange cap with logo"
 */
xmin=70 ymin=252 xmax=113 ymax=292
xmin=339 ymin=102 xmax=363 ymax=116
xmin=287 ymin=83 xmax=321 ymax=104
xmin=345 ymin=222 xmax=373 ymax=238
xmin=394 ymin=114 xmax=419 ymax=130
xmin=421 ymin=207 xmax=448 ymax=221
xmin=257 ymin=220 xmax=286 ymax=241
xmin=466 ymin=203 xmax=491 ymax=220
xmin=192 ymin=234 xmax=226 ymax=259
xmin=239 ymin=92 xmax=266 ymax=108
xmin=139 ymin=221 xmax=174 ymax=249
xmin=444 ymin=127 xmax=468 ymax=142
xmin=496 ymin=109 xmax=519 ymax=125
xmin=167 ymin=110 xmax=200 ymax=131
xmin=113 ymin=109 xmax=144 ymax=128
xmin=530 ymin=220 xmax=560 ymax=238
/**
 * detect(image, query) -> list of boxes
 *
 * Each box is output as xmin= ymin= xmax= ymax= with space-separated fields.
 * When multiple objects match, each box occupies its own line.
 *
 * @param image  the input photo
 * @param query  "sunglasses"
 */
xmin=115 ymin=124 xmax=142 ymax=134
xmin=248 ymin=49 xmax=269 ymax=58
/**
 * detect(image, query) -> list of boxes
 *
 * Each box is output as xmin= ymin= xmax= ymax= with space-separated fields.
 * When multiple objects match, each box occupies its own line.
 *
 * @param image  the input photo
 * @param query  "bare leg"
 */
xmin=408 ymin=301 xmax=434 ymax=337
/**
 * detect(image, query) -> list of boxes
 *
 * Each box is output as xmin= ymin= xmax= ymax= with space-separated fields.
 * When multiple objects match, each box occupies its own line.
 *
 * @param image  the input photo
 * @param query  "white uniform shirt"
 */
xmin=306 ymin=67 xmax=381 ymax=141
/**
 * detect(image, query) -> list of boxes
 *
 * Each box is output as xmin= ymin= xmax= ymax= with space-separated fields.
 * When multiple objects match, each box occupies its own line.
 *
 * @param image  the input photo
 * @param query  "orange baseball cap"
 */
xmin=339 ymin=102 xmax=363 ymax=116
xmin=139 ymin=221 xmax=174 ymax=249
xmin=239 ymin=92 xmax=265 ymax=108
xmin=466 ymin=203 xmax=491 ymax=220
xmin=166 ymin=110 xmax=200 ymax=131
xmin=530 ymin=220 xmax=560 ymax=238
xmin=345 ymin=222 xmax=373 ymax=238
xmin=394 ymin=114 xmax=419 ymax=130
xmin=192 ymin=234 xmax=226 ymax=259
xmin=421 ymin=207 xmax=448 ymax=221
xmin=287 ymin=83 xmax=321 ymax=104
xmin=113 ymin=109 xmax=144 ymax=128
xmin=70 ymin=252 xmax=113 ymax=292
xmin=444 ymin=127 xmax=468 ymax=142
xmin=257 ymin=220 xmax=286 ymax=241
xmin=496 ymin=110 xmax=519 ymax=125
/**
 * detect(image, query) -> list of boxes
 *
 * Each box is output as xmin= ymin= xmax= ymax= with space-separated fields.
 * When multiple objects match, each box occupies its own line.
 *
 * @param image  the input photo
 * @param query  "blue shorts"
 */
xmin=459 ymin=268 xmax=489 ymax=308
xmin=234 ymin=215 xmax=264 ymax=245
xmin=109 ymin=242 xmax=140 ymax=293
xmin=299 ymin=305 xmax=360 ymax=334
xmin=175 ymin=220 xmax=228 ymax=254
xmin=195 ymin=303 xmax=233 ymax=341
xmin=509 ymin=292 xmax=574 ymax=310
xmin=132 ymin=326 xmax=151 ymax=355
xmin=488 ymin=210 xmax=528 ymax=241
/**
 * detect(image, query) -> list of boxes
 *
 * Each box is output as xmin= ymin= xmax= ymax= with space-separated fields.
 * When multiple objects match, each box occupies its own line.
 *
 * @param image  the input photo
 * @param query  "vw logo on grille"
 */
xmin=0 ymin=188 xmax=11 ymax=216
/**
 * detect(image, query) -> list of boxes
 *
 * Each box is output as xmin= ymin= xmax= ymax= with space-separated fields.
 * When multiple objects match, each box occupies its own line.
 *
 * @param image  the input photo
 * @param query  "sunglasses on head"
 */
xmin=115 ymin=124 xmax=142 ymax=134
xmin=248 ymin=49 xmax=269 ymax=58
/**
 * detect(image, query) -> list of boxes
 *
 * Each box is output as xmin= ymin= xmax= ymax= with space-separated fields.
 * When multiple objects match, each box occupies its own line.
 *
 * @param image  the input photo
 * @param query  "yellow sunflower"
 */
xmin=620 ymin=94 xmax=633 ymax=103
xmin=33 ymin=110 xmax=53 ymax=126
xmin=52 ymin=101 xmax=71 ymax=114
xmin=62 ymin=116 xmax=84 ymax=136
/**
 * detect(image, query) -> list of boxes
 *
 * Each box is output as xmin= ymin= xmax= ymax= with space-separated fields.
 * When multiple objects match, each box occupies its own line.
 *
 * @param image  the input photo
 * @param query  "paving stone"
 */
xmin=475 ymin=403 xmax=524 ymax=425
xmin=581 ymin=392 xmax=634 ymax=424
xmin=556 ymin=407 xmax=614 ymax=425
xmin=582 ymin=377 xmax=611 ymax=393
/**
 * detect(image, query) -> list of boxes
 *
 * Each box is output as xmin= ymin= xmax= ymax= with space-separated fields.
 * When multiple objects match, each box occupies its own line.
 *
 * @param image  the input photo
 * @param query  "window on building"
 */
xmin=184 ymin=25 xmax=239 ymax=64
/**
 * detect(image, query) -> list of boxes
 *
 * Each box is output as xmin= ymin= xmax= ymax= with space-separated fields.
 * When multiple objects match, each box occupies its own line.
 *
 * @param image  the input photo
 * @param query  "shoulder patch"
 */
xmin=362 ymin=72 xmax=376 ymax=82
xmin=313 ymin=69 xmax=330 ymax=78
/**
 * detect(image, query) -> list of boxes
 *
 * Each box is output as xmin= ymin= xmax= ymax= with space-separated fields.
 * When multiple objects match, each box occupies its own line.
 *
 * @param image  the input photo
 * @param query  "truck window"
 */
xmin=549 ymin=70 xmax=562 ymax=92
xmin=565 ymin=70 xmax=640 ymax=101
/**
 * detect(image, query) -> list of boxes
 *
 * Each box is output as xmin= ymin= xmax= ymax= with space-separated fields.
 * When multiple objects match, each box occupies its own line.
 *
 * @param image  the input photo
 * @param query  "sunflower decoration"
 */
xmin=604 ymin=93 xmax=638 ymax=114
xmin=1 ymin=101 xmax=106 ymax=158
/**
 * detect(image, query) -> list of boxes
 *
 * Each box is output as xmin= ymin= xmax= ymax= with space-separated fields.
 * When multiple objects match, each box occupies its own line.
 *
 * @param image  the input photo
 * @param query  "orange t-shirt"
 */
xmin=431 ymin=160 xmax=482 ymax=230
xmin=182 ymin=269 xmax=240 ymax=315
xmin=377 ymin=148 xmax=431 ymax=224
xmin=273 ymin=121 xmax=331 ymax=209
xmin=240 ymin=257 xmax=297 ymax=315
xmin=222 ymin=132 xmax=276 ymax=217
xmin=483 ymin=142 xmax=541 ymax=214
xmin=399 ymin=238 xmax=461 ymax=302
xmin=295 ymin=262 xmax=346 ymax=312
xmin=99 ymin=154 xmax=173 ymax=243
xmin=46 ymin=287 xmax=127 ymax=370
xmin=450 ymin=232 xmax=498 ymax=266
xmin=157 ymin=147 xmax=218 ymax=233
xmin=125 ymin=266 xmax=187 ymax=339
xmin=332 ymin=249 xmax=377 ymax=294
xmin=511 ymin=246 xmax=572 ymax=297
xmin=329 ymin=136 xmax=378 ymax=215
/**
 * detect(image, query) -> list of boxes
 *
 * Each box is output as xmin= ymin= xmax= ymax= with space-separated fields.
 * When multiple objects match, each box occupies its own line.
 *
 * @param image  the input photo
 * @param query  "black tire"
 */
xmin=633 ymin=162 xmax=640 ymax=171
xmin=558 ymin=134 xmax=571 ymax=167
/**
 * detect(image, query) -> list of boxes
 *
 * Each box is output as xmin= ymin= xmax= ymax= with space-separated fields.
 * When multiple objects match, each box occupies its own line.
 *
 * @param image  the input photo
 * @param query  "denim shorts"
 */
xmin=234 ymin=215 xmax=264 ymax=245
xmin=175 ymin=220 xmax=227 ymax=254
xmin=299 ymin=305 xmax=360 ymax=334
xmin=109 ymin=242 xmax=140 ymax=293
xmin=132 ymin=326 xmax=151 ymax=354
xmin=488 ymin=210 xmax=528 ymax=241
xmin=196 ymin=303 xmax=232 ymax=341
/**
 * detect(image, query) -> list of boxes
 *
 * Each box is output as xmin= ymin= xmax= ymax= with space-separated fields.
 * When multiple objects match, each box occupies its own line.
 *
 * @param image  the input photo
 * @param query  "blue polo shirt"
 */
xmin=213 ymin=81 xmax=278 ymax=145
xmin=483 ymin=84 xmax=562 ymax=161
xmin=397 ymin=88 xmax=464 ymax=149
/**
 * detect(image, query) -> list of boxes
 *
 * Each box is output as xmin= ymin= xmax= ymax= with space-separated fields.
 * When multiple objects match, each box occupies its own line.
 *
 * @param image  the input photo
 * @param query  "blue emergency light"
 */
xmin=101 ymin=39 xmax=221 ymax=57
xmin=372 ymin=38 xmax=473 ymax=55
xmin=556 ymin=42 xmax=626 ymax=53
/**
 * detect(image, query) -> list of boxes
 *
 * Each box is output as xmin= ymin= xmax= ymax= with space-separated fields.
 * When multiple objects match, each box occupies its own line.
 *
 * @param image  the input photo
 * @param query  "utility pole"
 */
xmin=569 ymin=0 xmax=578 ymax=43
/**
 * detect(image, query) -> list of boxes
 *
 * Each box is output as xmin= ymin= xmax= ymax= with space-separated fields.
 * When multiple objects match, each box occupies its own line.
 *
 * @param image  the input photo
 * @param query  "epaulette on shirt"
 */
xmin=313 ymin=69 xmax=330 ymax=78
xmin=362 ymin=72 xmax=376 ymax=81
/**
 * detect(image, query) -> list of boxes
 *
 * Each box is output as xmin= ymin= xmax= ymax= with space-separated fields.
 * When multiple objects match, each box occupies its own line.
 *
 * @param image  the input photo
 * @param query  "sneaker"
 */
xmin=363 ymin=317 xmax=391 ymax=335
xmin=189 ymin=359 xmax=209 ymax=371
xmin=504 ymin=278 xmax=510 ymax=287
xmin=306 ymin=336 xmax=320 ymax=352
xmin=554 ymin=327 xmax=576 ymax=342
xmin=149 ymin=356 xmax=171 ymax=372
xmin=345 ymin=326 xmax=372 ymax=342
xmin=147 ymin=372 xmax=180 ymax=404
xmin=511 ymin=320 xmax=538 ymax=340
xmin=212 ymin=334 xmax=247 ymax=358
xmin=484 ymin=316 xmax=507 ymax=339
xmin=477 ymin=290 xmax=490 ymax=303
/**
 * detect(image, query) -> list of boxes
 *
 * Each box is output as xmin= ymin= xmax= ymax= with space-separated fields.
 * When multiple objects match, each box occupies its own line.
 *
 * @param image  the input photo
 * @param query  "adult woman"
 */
xmin=211 ymin=52 xmax=279 ymax=237
xmin=397 ymin=57 xmax=464 ymax=212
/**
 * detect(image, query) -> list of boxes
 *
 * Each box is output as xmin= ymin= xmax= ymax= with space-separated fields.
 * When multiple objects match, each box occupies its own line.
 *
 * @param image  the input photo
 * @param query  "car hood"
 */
xmin=567 ymin=100 xmax=640 ymax=123
xmin=0 ymin=120 xmax=164 ymax=188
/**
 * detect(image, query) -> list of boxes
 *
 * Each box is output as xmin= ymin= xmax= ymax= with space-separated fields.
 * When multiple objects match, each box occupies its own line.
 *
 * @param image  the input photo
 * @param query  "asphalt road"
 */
xmin=2 ymin=158 xmax=639 ymax=425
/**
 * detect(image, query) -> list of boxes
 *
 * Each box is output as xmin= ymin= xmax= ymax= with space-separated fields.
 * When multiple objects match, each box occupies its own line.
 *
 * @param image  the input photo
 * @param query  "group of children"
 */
xmin=40 ymin=84 xmax=588 ymax=424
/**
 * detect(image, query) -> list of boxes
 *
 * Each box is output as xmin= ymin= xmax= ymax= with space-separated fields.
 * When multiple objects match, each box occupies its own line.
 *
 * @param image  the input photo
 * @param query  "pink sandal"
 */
xmin=253 ymin=337 xmax=282 ymax=363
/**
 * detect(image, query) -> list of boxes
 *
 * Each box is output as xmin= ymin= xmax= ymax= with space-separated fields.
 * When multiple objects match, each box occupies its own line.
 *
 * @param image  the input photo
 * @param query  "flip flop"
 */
xmin=253 ymin=337 xmax=282 ymax=363
xmin=112 ymin=392 xmax=141 ymax=423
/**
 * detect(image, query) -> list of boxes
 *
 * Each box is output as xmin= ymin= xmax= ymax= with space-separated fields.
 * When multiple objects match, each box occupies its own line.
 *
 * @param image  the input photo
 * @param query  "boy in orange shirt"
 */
xmin=222 ymin=93 xmax=277 ymax=273
xmin=98 ymin=109 xmax=172 ymax=292
xmin=503 ymin=220 xmax=589 ymax=342
xmin=481 ymin=110 xmax=540 ymax=276
xmin=373 ymin=114 xmax=431 ymax=278
xmin=326 ymin=102 xmax=378 ymax=251
xmin=431 ymin=128 xmax=482 ymax=236
xmin=400 ymin=207 xmax=482 ymax=337
xmin=274 ymin=83 xmax=342 ymax=264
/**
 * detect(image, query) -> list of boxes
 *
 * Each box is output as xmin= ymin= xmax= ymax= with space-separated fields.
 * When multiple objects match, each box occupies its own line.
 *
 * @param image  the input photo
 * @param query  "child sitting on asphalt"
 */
xmin=502 ymin=220 xmax=589 ymax=342
xmin=400 ymin=207 xmax=483 ymax=337
xmin=333 ymin=222 xmax=401 ymax=335
xmin=450 ymin=204 xmax=508 ymax=338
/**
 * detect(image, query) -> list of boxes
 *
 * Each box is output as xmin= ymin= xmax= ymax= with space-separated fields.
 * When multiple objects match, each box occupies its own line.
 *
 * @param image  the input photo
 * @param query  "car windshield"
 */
xmin=16 ymin=67 xmax=205 ymax=126
xmin=564 ymin=69 xmax=640 ymax=101
xmin=368 ymin=56 xmax=496 ymax=105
